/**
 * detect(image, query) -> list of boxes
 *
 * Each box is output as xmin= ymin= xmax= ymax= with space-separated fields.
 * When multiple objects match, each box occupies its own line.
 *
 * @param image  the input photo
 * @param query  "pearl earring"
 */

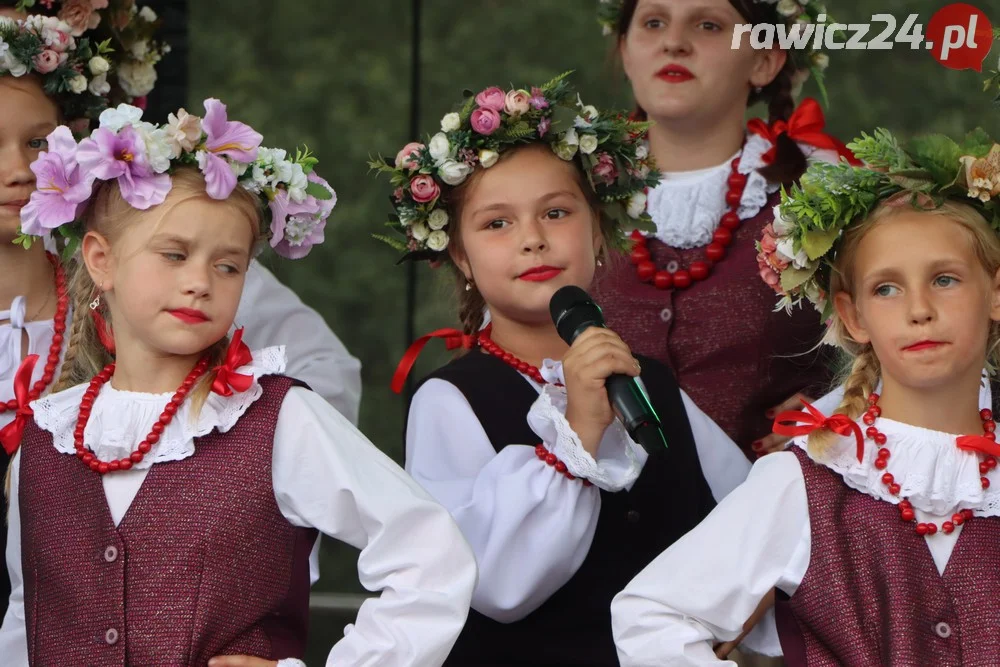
xmin=465 ymin=282 xmax=472 ymax=292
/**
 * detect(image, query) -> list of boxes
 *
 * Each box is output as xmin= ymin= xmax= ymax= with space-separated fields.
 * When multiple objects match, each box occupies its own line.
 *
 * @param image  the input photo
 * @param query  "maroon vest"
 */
xmin=593 ymin=192 xmax=831 ymax=454
xmin=776 ymin=446 xmax=1000 ymax=666
xmin=18 ymin=375 xmax=317 ymax=666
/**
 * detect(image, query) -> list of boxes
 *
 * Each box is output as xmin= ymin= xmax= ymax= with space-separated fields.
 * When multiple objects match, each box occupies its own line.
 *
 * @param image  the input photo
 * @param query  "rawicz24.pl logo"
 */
xmin=732 ymin=3 xmax=994 ymax=72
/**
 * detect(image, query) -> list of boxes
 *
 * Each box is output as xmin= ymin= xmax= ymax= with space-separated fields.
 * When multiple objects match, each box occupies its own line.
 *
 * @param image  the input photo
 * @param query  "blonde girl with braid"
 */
xmin=612 ymin=128 xmax=1000 ymax=666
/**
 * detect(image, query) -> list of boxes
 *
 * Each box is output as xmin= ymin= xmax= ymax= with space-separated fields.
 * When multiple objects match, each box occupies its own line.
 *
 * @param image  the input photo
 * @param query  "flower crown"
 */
xmin=598 ymin=0 xmax=832 ymax=100
xmin=758 ymin=128 xmax=1000 ymax=319
xmin=2 ymin=0 xmax=168 ymax=122
xmin=369 ymin=72 xmax=660 ymax=261
xmin=18 ymin=98 xmax=336 ymax=259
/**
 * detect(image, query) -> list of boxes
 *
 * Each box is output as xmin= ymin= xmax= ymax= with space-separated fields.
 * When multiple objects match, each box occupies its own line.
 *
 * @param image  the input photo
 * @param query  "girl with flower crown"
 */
xmin=593 ymin=0 xmax=858 ymax=461
xmin=0 ymin=99 xmax=477 ymax=666
xmin=374 ymin=73 xmax=752 ymax=667
xmin=611 ymin=128 xmax=1000 ymax=665
xmin=0 ymin=1 xmax=362 ymax=616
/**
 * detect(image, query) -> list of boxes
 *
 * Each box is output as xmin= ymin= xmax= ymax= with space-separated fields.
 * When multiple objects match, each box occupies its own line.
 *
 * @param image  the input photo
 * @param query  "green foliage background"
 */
xmin=185 ymin=0 xmax=999 ymax=656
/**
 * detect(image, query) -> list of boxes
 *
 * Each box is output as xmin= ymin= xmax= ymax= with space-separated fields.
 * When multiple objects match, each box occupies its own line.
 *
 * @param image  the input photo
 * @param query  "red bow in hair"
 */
xmin=746 ymin=98 xmax=861 ymax=166
xmin=0 ymin=355 xmax=39 ymax=455
xmin=210 ymin=328 xmax=254 ymax=397
xmin=772 ymin=399 xmax=865 ymax=463
xmin=957 ymin=434 xmax=1000 ymax=459
xmin=391 ymin=328 xmax=477 ymax=394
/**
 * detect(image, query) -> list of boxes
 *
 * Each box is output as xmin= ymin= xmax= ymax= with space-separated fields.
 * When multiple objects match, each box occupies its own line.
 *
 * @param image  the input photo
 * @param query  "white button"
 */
xmin=660 ymin=308 xmax=672 ymax=322
xmin=105 ymin=628 xmax=119 ymax=645
xmin=104 ymin=546 xmax=118 ymax=563
xmin=934 ymin=622 xmax=952 ymax=638
xmin=665 ymin=260 xmax=680 ymax=273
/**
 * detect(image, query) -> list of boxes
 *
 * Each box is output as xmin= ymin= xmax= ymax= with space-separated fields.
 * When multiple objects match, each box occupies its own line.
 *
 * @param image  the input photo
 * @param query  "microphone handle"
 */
xmin=605 ymin=374 xmax=668 ymax=453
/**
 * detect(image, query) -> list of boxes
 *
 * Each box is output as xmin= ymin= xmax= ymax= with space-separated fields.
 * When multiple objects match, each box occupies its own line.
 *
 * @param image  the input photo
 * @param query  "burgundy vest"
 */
xmin=593 ymin=191 xmax=832 ymax=454
xmin=776 ymin=446 xmax=1000 ymax=666
xmin=18 ymin=375 xmax=318 ymax=666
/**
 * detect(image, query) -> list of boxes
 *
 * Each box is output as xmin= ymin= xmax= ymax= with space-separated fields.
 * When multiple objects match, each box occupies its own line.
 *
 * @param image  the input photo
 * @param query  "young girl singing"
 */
xmin=612 ymin=127 xmax=1000 ymax=665
xmin=374 ymin=74 xmax=752 ymax=666
xmin=594 ymin=0 xmax=856 ymax=457
xmin=0 ymin=100 xmax=476 ymax=666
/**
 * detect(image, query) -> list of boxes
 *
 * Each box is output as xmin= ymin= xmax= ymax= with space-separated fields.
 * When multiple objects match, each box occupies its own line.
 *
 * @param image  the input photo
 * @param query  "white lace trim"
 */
xmin=31 ymin=346 xmax=287 ymax=468
xmin=645 ymin=135 xmax=838 ymax=249
xmin=800 ymin=417 xmax=1000 ymax=518
xmin=527 ymin=358 xmax=642 ymax=491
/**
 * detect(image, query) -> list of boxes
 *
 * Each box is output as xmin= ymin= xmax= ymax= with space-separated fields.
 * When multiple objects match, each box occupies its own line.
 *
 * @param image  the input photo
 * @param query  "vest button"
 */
xmin=659 ymin=308 xmax=672 ymax=322
xmin=626 ymin=510 xmax=641 ymax=523
xmin=665 ymin=261 xmax=680 ymax=274
xmin=934 ymin=622 xmax=952 ymax=638
xmin=104 ymin=546 xmax=118 ymax=563
xmin=105 ymin=628 xmax=119 ymax=645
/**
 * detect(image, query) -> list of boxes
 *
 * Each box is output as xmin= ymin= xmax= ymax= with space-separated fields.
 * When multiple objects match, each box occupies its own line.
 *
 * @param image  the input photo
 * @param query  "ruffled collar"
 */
xmin=31 ymin=346 xmax=286 ymax=468
xmin=645 ymin=134 xmax=834 ymax=249
xmin=799 ymin=413 xmax=1000 ymax=519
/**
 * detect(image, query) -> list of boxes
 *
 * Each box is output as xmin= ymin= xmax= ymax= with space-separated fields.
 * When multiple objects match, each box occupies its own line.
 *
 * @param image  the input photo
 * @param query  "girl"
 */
xmin=593 ymin=0 xmax=856 ymax=457
xmin=611 ymin=128 xmax=1000 ymax=665
xmin=0 ymin=100 xmax=477 ymax=666
xmin=374 ymin=74 xmax=752 ymax=666
xmin=0 ymin=6 xmax=361 ymax=614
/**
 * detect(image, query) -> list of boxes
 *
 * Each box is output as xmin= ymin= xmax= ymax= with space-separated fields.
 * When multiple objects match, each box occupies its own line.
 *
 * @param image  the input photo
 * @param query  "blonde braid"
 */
xmin=808 ymin=346 xmax=880 ymax=454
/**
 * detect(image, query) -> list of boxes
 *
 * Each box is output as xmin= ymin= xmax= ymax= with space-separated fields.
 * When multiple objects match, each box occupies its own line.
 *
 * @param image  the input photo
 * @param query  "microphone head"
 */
xmin=549 ymin=285 xmax=605 ymax=344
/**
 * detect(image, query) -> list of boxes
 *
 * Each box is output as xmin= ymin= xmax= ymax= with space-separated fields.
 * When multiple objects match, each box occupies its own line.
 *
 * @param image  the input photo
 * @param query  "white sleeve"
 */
xmin=681 ymin=390 xmax=752 ymax=501
xmin=612 ymin=452 xmax=812 ymax=666
xmin=406 ymin=378 xmax=619 ymax=622
xmin=0 ymin=449 xmax=28 ymax=665
xmin=271 ymin=387 xmax=477 ymax=667
xmin=235 ymin=262 xmax=363 ymax=425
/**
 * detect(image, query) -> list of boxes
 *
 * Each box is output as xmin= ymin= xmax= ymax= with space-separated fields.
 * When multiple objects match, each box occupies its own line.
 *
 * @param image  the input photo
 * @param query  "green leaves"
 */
xmin=847 ymin=129 xmax=907 ymax=170
xmin=907 ymin=134 xmax=964 ymax=185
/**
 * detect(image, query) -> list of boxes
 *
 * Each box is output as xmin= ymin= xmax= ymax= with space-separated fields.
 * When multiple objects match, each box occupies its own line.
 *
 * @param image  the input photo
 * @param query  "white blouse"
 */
xmin=405 ymin=357 xmax=752 ymax=624
xmin=0 ymin=348 xmax=477 ymax=667
xmin=611 ymin=386 xmax=998 ymax=666
xmin=0 ymin=260 xmax=362 ymax=429
xmin=645 ymin=134 xmax=840 ymax=249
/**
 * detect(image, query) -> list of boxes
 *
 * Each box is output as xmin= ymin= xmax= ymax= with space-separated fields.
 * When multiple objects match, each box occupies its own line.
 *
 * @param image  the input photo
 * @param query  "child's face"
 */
xmin=92 ymin=192 xmax=255 ymax=360
xmin=620 ymin=0 xmax=785 ymax=125
xmin=0 ymin=76 xmax=59 ymax=241
xmin=835 ymin=212 xmax=1000 ymax=393
xmin=450 ymin=145 xmax=602 ymax=327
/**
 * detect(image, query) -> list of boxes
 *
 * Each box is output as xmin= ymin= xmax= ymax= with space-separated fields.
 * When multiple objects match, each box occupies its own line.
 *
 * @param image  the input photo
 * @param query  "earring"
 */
xmin=753 ymin=85 xmax=763 ymax=94
xmin=465 ymin=282 xmax=472 ymax=292
xmin=89 ymin=294 xmax=101 ymax=310
xmin=596 ymin=258 xmax=603 ymax=268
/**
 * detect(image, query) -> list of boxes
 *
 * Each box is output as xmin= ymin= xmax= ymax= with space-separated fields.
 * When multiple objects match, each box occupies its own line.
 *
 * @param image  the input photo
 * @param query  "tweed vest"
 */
xmin=18 ymin=375 xmax=317 ymax=666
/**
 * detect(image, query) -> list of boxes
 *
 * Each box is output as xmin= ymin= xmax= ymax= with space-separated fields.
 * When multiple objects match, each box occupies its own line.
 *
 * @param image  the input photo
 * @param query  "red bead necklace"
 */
xmin=630 ymin=157 xmax=747 ymax=290
xmin=476 ymin=328 xmax=587 ymax=484
xmin=864 ymin=393 xmax=995 ymax=536
xmin=74 ymin=356 xmax=211 ymax=475
xmin=0 ymin=252 xmax=68 ymax=413
xmin=477 ymin=328 xmax=551 ymax=385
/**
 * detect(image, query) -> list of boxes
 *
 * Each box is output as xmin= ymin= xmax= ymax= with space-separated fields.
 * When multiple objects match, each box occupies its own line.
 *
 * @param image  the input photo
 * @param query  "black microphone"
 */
xmin=549 ymin=285 xmax=668 ymax=453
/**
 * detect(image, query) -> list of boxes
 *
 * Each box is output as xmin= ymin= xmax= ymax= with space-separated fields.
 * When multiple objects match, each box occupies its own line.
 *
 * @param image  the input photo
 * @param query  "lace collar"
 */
xmin=646 ymin=134 xmax=836 ymax=249
xmin=797 ymin=380 xmax=1000 ymax=518
xmin=31 ymin=346 xmax=286 ymax=468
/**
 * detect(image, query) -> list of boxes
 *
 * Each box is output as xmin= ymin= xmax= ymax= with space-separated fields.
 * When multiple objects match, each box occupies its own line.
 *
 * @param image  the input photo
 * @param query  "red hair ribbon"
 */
xmin=0 ymin=355 xmax=39 ymax=455
xmin=210 ymin=328 xmax=254 ymax=397
xmin=772 ymin=399 xmax=865 ymax=463
xmin=957 ymin=434 xmax=1000 ymax=459
xmin=391 ymin=328 xmax=477 ymax=394
xmin=746 ymin=98 xmax=861 ymax=166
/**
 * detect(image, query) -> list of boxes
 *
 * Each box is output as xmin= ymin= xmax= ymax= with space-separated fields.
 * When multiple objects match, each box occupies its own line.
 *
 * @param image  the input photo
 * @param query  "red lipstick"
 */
xmin=518 ymin=266 xmax=563 ymax=282
xmin=168 ymin=308 xmax=210 ymax=324
xmin=656 ymin=64 xmax=694 ymax=82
